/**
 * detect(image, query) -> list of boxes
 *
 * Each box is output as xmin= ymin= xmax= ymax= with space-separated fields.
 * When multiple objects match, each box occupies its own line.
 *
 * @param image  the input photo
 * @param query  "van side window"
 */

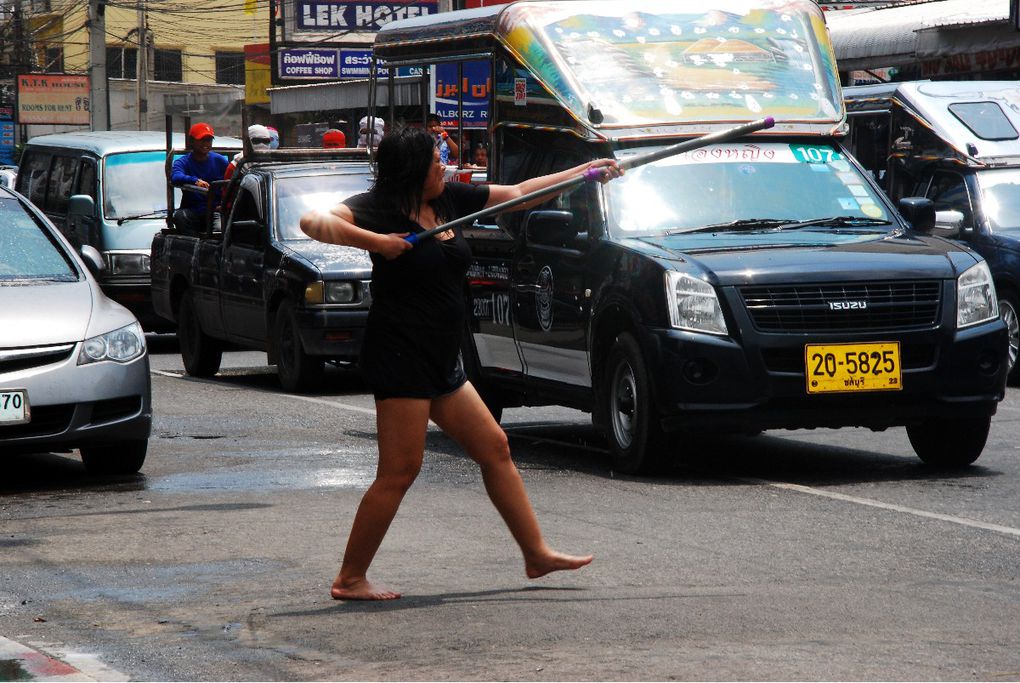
xmin=17 ymin=152 xmax=51 ymax=207
xmin=925 ymin=171 xmax=973 ymax=229
xmin=76 ymin=160 xmax=97 ymax=201
xmin=46 ymin=155 xmax=77 ymax=215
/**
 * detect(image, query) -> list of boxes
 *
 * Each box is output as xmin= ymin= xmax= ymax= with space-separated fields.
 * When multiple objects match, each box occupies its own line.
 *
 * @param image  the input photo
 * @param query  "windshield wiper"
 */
xmin=775 ymin=215 xmax=892 ymax=230
xmin=116 ymin=210 xmax=167 ymax=225
xmin=675 ymin=219 xmax=799 ymax=235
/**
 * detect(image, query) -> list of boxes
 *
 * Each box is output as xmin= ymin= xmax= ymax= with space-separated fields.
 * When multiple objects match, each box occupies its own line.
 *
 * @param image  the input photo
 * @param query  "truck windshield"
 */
xmin=0 ymin=198 xmax=77 ymax=282
xmin=605 ymin=141 xmax=892 ymax=237
xmin=104 ymin=151 xmax=181 ymax=220
xmin=977 ymin=169 xmax=1020 ymax=231
xmin=275 ymin=172 xmax=374 ymax=240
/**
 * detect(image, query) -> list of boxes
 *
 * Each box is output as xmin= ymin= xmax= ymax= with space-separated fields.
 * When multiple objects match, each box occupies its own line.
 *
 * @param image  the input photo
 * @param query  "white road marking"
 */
xmin=151 ymin=369 xmax=377 ymax=415
xmin=745 ymin=478 xmax=1020 ymax=539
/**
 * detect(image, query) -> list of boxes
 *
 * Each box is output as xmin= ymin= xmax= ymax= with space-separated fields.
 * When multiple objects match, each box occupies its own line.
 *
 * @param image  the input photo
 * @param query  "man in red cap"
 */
xmin=171 ymin=122 xmax=230 ymax=234
xmin=322 ymin=129 xmax=346 ymax=148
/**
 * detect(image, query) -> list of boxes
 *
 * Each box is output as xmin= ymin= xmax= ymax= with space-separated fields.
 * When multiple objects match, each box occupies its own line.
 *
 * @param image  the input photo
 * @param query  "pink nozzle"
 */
xmin=763 ymin=116 xmax=775 ymax=128
xmin=583 ymin=166 xmax=605 ymax=182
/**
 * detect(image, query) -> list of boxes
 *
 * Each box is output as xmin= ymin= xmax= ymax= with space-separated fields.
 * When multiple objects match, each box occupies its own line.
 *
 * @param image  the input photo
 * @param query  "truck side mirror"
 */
xmin=524 ymin=210 xmax=577 ymax=247
xmin=934 ymin=209 xmax=965 ymax=238
xmin=898 ymin=197 xmax=936 ymax=234
xmin=68 ymin=194 xmax=97 ymax=220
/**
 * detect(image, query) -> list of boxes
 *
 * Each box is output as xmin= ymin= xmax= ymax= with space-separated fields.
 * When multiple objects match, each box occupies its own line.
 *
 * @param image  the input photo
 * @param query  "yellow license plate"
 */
xmin=805 ymin=342 xmax=902 ymax=394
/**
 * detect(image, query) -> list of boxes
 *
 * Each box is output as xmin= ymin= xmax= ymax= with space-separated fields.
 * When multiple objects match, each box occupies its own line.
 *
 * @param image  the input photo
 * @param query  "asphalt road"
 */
xmin=1 ymin=336 xmax=1019 ymax=681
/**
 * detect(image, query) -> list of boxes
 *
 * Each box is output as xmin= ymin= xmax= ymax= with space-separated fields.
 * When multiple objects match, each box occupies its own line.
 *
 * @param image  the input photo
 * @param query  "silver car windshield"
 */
xmin=275 ymin=172 xmax=374 ymax=240
xmin=104 ymin=151 xmax=182 ymax=220
xmin=976 ymin=168 xmax=1020 ymax=231
xmin=0 ymin=198 xmax=78 ymax=282
xmin=605 ymin=141 xmax=892 ymax=237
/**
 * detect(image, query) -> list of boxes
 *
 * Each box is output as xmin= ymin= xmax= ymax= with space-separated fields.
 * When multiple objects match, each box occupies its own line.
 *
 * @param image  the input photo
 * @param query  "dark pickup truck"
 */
xmin=150 ymin=151 xmax=374 ymax=391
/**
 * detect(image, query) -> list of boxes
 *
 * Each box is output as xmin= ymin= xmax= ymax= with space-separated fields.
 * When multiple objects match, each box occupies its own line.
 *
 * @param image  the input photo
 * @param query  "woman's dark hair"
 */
xmin=371 ymin=126 xmax=436 ymax=218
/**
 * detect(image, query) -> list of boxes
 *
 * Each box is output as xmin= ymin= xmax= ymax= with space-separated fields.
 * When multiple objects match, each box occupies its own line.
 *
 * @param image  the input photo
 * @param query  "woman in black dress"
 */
xmin=300 ymin=127 xmax=621 ymax=600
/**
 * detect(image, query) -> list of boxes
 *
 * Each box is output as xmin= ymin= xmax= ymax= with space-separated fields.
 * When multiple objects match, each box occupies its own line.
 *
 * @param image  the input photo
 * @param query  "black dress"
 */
xmin=345 ymin=182 xmax=490 ymax=400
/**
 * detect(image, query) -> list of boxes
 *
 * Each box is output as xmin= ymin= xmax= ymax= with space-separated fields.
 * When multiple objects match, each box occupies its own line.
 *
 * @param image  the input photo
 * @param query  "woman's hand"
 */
xmin=376 ymin=232 xmax=414 ymax=260
xmin=584 ymin=158 xmax=624 ymax=184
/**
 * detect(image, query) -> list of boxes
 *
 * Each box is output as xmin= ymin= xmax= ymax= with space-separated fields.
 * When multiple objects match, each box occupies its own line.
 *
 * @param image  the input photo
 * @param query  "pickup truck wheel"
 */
xmin=998 ymin=291 xmax=1019 ymax=384
xmin=275 ymin=300 xmax=323 ymax=393
xmin=906 ymin=415 xmax=990 ymax=468
xmin=80 ymin=439 xmax=147 ymax=475
xmin=603 ymin=332 xmax=668 ymax=475
xmin=178 ymin=293 xmax=222 ymax=377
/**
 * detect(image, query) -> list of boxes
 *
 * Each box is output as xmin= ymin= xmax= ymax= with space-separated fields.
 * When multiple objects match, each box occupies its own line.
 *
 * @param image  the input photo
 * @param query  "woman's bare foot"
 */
xmin=525 ymin=551 xmax=594 ymax=579
xmin=331 ymin=577 xmax=401 ymax=601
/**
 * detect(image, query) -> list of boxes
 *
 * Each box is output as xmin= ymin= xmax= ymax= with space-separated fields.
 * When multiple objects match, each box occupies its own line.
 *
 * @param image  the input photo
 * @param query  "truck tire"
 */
xmin=275 ymin=299 xmax=323 ymax=393
xmin=998 ymin=290 xmax=1019 ymax=385
xmin=80 ymin=439 xmax=147 ymax=475
xmin=602 ymin=332 xmax=668 ymax=474
xmin=178 ymin=292 xmax=222 ymax=377
xmin=906 ymin=415 xmax=990 ymax=468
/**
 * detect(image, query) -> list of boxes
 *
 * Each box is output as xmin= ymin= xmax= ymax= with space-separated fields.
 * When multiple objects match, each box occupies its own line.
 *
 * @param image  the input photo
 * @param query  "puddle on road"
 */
xmin=148 ymin=467 xmax=375 ymax=492
xmin=0 ymin=659 xmax=32 ymax=681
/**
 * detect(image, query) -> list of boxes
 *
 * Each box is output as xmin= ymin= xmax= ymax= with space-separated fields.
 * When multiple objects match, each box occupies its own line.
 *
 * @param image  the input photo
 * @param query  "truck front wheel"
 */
xmin=602 ymin=332 xmax=668 ymax=475
xmin=275 ymin=300 xmax=324 ymax=393
xmin=998 ymin=290 xmax=1019 ymax=384
xmin=178 ymin=292 xmax=222 ymax=377
xmin=906 ymin=415 xmax=990 ymax=468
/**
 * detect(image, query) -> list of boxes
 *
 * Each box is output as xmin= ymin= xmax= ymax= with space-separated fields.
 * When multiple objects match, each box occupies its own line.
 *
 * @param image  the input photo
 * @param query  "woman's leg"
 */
xmin=332 ymin=397 xmax=431 ymax=600
xmin=430 ymin=382 xmax=593 ymax=578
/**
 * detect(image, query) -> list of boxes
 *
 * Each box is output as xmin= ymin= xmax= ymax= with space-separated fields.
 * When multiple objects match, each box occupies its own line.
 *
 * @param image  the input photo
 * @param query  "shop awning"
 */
xmin=268 ymin=76 xmax=424 ymax=115
xmin=827 ymin=0 xmax=1012 ymax=71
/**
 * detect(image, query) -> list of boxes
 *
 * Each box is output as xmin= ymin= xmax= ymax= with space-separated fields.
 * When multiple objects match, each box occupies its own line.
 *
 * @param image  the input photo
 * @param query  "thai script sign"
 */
xmin=17 ymin=74 xmax=90 ymax=125
xmin=340 ymin=49 xmax=423 ymax=79
xmin=432 ymin=61 xmax=490 ymax=130
xmin=279 ymin=48 xmax=341 ymax=79
xmin=295 ymin=1 xmax=437 ymax=32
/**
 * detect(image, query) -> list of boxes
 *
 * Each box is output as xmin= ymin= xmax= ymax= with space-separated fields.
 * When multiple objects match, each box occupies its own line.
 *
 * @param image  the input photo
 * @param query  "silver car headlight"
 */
xmin=665 ymin=271 xmax=728 ymax=335
xmin=957 ymin=261 xmax=998 ymax=329
xmin=78 ymin=322 xmax=146 ymax=365
xmin=107 ymin=252 xmax=151 ymax=275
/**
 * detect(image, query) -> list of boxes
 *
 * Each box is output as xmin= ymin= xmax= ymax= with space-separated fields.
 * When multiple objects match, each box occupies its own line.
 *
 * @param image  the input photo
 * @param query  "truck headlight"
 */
xmin=106 ymin=253 xmax=150 ymax=275
xmin=304 ymin=281 xmax=358 ymax=305
xmin=665 ymin=271 xmax=728 ymax=335
xmin=78 ymin=322 xmax=146 ymax=365
xmin=957 ymin=261 xmax=998 ymax=328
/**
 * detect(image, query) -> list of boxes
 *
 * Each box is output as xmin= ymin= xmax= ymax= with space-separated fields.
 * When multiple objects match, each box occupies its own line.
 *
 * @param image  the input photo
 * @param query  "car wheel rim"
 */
xmin=610 ymin=361 xmax=637 ymax=450
xmin=1001 ymin=298 xmax=1019 ymax=373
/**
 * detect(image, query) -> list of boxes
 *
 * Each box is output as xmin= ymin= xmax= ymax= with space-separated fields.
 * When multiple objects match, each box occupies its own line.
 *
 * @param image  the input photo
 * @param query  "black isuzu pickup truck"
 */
xmin=374 ymin=0 xmax=1009 ymax=473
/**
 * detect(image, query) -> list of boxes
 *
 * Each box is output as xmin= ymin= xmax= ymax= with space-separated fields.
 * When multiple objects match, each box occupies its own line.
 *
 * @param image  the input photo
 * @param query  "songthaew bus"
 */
xmin=845 ymin=81 xmax=1020 ymax=383
xmin=370 ymin=0 xmax=1008 ymax=474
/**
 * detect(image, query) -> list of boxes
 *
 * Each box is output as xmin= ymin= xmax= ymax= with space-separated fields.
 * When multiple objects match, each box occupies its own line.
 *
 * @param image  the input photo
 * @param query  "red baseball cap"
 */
xmin=322 ymin=129 xmax=346 ymax=148
xmin=188 ymin=122 xmax=215 ymax=140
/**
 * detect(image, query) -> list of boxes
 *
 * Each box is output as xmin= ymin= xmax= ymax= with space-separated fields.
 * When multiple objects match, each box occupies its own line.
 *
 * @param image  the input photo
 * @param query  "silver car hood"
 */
xmin=0 ymin=280 xmax=94 ymax=347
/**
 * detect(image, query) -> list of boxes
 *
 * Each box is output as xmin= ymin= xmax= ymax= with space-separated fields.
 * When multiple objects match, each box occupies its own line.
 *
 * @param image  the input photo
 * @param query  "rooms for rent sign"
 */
xmin=17 ymin=74 xmax=90 ymax=125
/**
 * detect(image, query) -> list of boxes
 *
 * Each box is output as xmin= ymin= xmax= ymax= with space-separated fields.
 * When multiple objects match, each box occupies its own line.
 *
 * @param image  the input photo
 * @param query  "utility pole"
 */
xmin=88 ymin=0 xmax=109 ymax=130
xmin=136 ymin=0 xmax=147 ymax=130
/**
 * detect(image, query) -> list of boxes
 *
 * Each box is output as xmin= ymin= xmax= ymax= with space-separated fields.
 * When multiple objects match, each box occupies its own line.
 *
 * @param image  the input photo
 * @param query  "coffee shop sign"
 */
xmin=297 ymin=1 xmax=437 ymax=32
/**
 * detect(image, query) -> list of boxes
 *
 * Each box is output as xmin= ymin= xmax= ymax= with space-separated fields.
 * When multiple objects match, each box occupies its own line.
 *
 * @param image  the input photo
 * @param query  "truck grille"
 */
xmin=740 ymin=281 xmax=941 ymax=332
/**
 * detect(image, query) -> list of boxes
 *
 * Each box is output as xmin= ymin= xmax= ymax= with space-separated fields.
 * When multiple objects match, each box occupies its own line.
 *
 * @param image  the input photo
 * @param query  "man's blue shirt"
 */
xmin=171 ymin=152 xmax=229 ymax=213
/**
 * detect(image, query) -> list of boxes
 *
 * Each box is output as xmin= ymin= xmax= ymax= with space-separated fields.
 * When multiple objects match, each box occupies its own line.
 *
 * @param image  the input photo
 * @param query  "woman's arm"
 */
xmin=483 ymin=158 xmax=622 ymax=211
xmin=300 ymin=203 xmax=412 ymax=260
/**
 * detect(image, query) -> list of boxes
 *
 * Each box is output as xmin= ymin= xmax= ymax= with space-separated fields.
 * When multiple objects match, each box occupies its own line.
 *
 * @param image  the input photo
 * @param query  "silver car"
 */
xmin=0 ymin=185 xmax=151 ymax=474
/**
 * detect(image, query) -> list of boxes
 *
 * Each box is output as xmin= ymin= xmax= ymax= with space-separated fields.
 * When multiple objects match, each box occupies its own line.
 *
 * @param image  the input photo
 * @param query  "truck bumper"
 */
xmin=645 ymin=319 xmax=1008 ymax=434
xmin=295 ymin=307 xmax=369 ymax=360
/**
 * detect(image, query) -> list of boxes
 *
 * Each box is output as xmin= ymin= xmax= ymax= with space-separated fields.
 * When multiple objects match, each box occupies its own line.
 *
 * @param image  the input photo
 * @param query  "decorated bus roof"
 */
xmin=375 ymin=0 xmax=844 ymax=138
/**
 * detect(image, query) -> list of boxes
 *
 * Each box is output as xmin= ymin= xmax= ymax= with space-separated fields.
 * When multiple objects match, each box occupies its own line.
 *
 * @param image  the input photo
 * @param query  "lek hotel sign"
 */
xmin=296 ymin=0 xmax=437 ymax=32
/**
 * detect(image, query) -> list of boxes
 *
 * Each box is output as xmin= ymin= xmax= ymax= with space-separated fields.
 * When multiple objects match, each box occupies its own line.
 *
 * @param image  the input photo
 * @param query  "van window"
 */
xmin=76 ymin=160 xmax=97 ymax=200
xmin=17 ymin=151 xmax=50 ymax=207
xmin=104 ymin=150 xmax=180 ymax=220
xmin=948 ymin=102 xmax=1018 ymax=142
xmin=45 ymin=155 xmax=77 ymax=215
xmin=975 ymin=169 xmax=1020 ymax=232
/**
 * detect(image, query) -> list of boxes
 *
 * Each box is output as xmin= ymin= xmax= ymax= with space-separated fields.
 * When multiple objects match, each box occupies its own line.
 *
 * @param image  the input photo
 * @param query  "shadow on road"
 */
xmin=0 ymin=451 xmax=148 ymax=495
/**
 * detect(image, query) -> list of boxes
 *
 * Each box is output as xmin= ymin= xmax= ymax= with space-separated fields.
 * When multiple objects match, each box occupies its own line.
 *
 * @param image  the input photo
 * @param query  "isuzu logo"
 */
xmin=828 ymin=300 xmax=868 ymax=311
